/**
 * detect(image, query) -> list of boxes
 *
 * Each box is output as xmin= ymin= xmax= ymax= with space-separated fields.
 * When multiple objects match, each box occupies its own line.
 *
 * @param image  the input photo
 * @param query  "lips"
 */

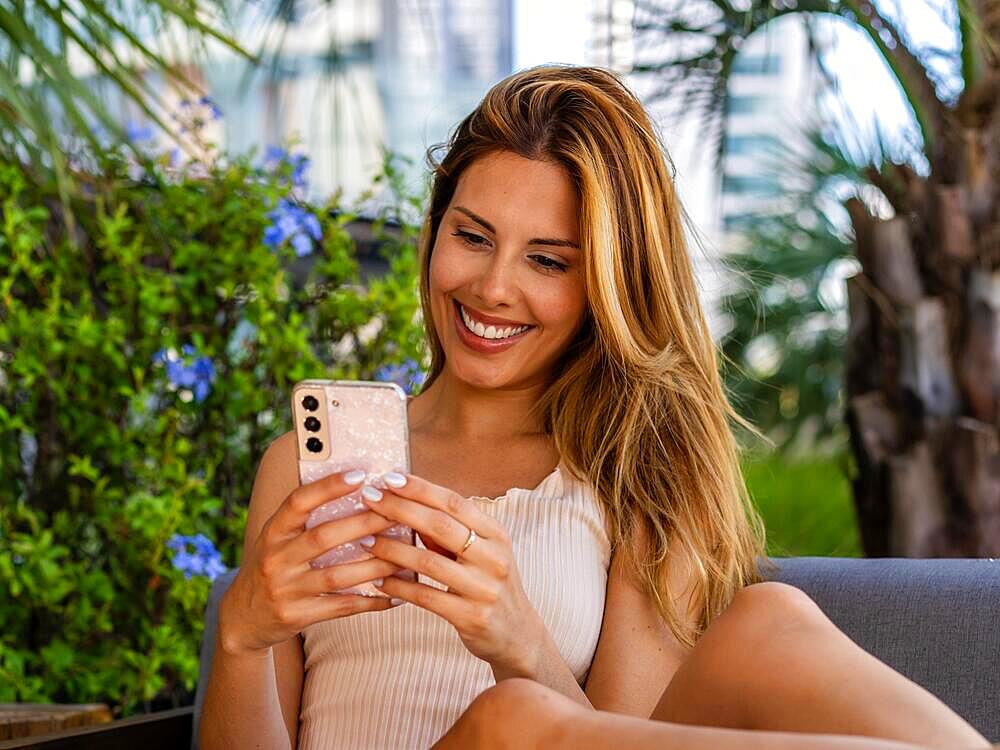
xmin=451 ymin=298 xmax=534 ymax=353
xmin=455 ymin=300 xmax=531 ymax=329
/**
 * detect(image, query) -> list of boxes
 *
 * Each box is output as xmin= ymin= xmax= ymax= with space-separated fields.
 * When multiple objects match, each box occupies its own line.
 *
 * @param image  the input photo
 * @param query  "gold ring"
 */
xmin=460 ymin=528 xmax=477 ymax=555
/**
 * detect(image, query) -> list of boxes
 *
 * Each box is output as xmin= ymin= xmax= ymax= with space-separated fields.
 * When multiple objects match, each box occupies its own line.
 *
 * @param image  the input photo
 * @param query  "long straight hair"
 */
xmin=416 ymin=65 xmax=770 ymax=646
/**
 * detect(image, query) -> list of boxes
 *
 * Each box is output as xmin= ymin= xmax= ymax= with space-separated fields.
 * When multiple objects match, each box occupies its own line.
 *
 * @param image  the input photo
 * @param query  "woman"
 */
xmin=200 ymin=65 xmax=990 ymax=750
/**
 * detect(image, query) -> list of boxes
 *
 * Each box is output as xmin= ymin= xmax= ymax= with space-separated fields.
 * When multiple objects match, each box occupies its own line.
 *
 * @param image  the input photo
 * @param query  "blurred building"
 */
xmin=117 ymin=0 xmax=514 ymax=213
xmin=589 ymin=4 xmax=819 ymax=336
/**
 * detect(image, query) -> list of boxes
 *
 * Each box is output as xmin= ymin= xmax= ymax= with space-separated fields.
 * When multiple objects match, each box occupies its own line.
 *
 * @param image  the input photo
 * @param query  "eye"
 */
xmin=530 ymin=255 xmax=569 ymax=273
xmin=451 ymin=230 xmax=488 ymax=247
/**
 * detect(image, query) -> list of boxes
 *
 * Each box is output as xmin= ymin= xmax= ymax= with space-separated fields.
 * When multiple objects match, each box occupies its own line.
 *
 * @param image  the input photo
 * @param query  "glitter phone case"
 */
xmin=292 ymin=379 xmax=416 ymax=597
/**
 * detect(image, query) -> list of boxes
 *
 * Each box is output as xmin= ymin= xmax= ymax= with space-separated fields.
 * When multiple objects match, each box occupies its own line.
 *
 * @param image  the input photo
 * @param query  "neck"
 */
xmin=408 ymin=368 xmax=548 ymax=442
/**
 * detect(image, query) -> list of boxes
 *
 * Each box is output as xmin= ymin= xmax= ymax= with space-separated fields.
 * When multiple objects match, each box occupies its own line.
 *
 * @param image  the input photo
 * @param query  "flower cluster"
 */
xmin=173 ymin=95 xmax=223 ymax=133
xmin=153 ymin=344 xmax=216 ymax=402
xmin=166 ymin=534 xmax=227 ymax=581
xmin=374 ymin=358 xmax=426 ymax=395
xmin=263 ymin=146 xmax=310 ymax=190
xmin=263 ymin=199 xmax=322 ymax=257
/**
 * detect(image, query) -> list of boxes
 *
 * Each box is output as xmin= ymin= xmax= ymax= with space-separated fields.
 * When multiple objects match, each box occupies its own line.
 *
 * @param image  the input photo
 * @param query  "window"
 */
xmin=725 ymin=95 xmax=774 ymax=115
xmin=731 ymin=53 xmax=782 ymax=75
xmin=723 ymin=213 xmax=759 ymax=233
xmin=721 ymin=174 xmax=782 ymax=196
xmin=725 ymin=134 xmax=782 ymax=156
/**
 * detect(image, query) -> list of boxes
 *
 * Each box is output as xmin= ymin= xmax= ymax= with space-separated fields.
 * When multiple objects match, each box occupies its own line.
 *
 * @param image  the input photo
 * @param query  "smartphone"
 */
xmin=291 ymin=379 xmax=416 ymax=597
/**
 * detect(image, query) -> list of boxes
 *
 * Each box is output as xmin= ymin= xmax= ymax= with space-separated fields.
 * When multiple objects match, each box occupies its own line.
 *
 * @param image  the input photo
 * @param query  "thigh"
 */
xmin=650 ymin=582 xmax=827 ymax=727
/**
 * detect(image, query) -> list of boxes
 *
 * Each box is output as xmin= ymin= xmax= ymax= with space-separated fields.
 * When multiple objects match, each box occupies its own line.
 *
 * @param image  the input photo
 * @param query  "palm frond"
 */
xmin=0 ymin=0 xmax=251 ymax=189
xmin=626 ymin=0 xmax=954 ymax=168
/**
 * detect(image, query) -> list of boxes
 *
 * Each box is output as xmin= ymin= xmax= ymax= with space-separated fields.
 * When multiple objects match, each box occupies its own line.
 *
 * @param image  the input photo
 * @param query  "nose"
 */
xmin=469 ymin=251 xmax=519 ymax=309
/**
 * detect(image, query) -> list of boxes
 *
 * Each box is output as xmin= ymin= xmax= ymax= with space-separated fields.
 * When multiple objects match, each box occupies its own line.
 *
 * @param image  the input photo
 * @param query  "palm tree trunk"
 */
xmin=844 ymin=86 xmax=1000 ymax=556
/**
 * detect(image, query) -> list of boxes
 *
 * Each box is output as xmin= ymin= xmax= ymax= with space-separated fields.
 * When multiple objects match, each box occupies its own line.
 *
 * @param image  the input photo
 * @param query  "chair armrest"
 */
xmin=0 ymin=707 xmax=193 ymax=750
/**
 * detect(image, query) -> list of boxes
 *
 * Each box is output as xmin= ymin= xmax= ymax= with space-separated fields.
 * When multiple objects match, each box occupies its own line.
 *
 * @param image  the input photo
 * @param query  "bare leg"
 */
xmin=651 ymin=582 xmax=989 ymax=750
xmin=431 ymin=679 xmax=973 ymax=750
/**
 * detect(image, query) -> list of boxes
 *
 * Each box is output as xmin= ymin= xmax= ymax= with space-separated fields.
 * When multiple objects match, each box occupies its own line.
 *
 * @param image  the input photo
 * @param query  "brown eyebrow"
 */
xmin=452 ymin=205 xmax=580 ymax=250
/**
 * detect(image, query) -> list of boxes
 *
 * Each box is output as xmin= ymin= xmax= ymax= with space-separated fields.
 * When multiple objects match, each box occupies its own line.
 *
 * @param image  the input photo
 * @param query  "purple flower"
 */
xmin=167 ymin=533 xmax=227 ymax=581
xmin=199 ymin=95 xmax=223 ymax=120
xmin=152 ymin=345 xmax=216 ymax=402
xmin=126 ymin=122 xmax=155 ymax=143
xmin=263 ymin=199 xmax=322 ymax=256
xmin=262 ymin=146 xmax=311 ymax=190
xmin=374 ymin=358 xmax=426 ymax=395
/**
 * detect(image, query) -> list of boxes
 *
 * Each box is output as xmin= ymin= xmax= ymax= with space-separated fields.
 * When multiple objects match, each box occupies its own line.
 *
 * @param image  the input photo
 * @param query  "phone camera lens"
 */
xmin=306 ymin=437 xmax=323 ymax=453
xmin=304 ymin=416 xmax=321 ymax=432
xmin=302 ymin=395 xmax=319 ymax=411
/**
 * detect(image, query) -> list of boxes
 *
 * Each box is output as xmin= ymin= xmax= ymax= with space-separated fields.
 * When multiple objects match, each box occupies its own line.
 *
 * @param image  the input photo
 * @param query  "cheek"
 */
xmin=429 ymin=242 xmax=469 ymax=293
xmin=533 ymin=283 xmax=588 ymax=334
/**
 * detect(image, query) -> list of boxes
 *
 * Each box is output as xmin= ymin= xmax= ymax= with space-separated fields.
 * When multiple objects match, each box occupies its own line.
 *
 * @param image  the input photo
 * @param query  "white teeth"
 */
xmin=460 ymin=304 xmax=529 ymax=340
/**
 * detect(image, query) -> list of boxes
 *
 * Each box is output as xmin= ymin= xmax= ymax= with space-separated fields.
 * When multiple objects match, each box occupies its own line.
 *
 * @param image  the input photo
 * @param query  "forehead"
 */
xmin=451 ymin=151 xmax=579 ymax=237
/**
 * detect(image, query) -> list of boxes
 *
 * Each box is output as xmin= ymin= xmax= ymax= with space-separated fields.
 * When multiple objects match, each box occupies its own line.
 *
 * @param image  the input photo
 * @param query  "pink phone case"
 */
xmin=292 ymin=379 xmax=416 ymax=597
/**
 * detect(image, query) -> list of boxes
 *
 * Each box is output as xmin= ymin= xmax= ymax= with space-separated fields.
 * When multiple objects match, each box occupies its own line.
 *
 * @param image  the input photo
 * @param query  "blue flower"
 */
xmin=199 ymin=95 xmax=223 ymax=120
xmin=263 ymin=199 xmax=322 ymax=257
xmin=126 ymin=122 xmax=155 ymax=143
xmin=374 ymin=358 xmax=426 ymax=395
xmin=262 ymin=146 xmax=311 ymax=190
xmin=167 ymin=533 xmax=227 ymax=581
xmin=152 ymin=345 xmax=216 ymax=402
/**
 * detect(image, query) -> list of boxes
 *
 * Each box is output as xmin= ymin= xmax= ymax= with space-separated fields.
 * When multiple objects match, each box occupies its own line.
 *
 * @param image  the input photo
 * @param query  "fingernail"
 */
xmin=361 ymin=485 xmax=383 ymax=502
xmin=372 ymin=577 xmax=384 ymax=587
xmin=390 ymin=597 xmax=405 ymax=606
xmin=344 ymin=469 xmax=366 ymax=485
xmin=383 ymin=472 xmax=407 ymax=488
xmin=358 ymin=535 xmax=376 ymax=548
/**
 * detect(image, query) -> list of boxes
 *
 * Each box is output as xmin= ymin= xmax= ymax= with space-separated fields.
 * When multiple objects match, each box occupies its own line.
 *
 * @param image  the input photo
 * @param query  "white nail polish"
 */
xmin=361 ymin=485 xmax=383 ymax=502
xmin=390 ymin=597 xmax=404 ymax=606
xmin=358 ymin=535 xmax=375 ymax=548
xmin=383 ymin=472 xmax=407 ymax=488
xmin=372 ymin=577 xmax=384 ymax=587
xmin=344 ymin=469 xmax=366 ymax=485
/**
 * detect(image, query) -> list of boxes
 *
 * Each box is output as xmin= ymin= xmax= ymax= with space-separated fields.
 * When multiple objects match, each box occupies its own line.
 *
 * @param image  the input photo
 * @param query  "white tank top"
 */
xmin=297 ymin=460 xmax=612 ymax=749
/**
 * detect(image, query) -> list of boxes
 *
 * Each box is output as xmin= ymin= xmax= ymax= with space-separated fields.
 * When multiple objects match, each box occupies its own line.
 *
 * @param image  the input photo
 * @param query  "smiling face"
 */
xmin=428 ymin=150 xmax=588 ymax=391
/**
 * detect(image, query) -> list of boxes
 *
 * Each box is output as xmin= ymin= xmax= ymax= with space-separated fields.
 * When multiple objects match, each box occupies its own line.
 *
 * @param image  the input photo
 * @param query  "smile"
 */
xmin=451 ymin=299 xmax=535 ymax=352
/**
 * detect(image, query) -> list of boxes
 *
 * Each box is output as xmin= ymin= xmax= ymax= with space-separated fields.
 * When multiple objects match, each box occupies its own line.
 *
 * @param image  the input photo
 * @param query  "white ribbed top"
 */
xmin=297 ymin=460 xmax=612 ymax=749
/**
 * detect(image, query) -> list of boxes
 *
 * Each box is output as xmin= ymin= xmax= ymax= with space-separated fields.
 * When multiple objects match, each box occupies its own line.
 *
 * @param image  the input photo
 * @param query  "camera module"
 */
xmin=304 ymin=416 xmax=321 ymax=432
xmin=306 ymin=437 xmax=323 ymax=453
xmin=302 ymin=395 xmax=319 ymax=411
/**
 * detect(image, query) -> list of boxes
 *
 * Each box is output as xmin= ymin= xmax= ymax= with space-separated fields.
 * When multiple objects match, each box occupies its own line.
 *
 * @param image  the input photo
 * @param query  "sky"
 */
xmin=513 ymin=0 xmax=958 ymax=167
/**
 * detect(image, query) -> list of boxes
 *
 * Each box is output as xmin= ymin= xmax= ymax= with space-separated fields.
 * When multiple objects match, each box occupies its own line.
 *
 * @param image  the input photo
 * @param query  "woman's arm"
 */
xmin=199 ymin=432 xmax=305 ymax=750
xmin=584 ymin=527 xmax=695 ymax=716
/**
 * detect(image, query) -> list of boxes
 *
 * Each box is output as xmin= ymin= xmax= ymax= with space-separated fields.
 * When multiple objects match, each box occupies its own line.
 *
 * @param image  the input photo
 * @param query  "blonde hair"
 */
xmin=416 ymin=64 xmax=771 ymax=647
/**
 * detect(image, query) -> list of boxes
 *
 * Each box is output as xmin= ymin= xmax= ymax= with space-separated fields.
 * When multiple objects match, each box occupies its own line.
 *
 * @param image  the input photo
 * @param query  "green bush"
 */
xmin=0 ymin=142 xmax=426 ymax=716
xmin=744 ymin=453 xmax=862 ymax=558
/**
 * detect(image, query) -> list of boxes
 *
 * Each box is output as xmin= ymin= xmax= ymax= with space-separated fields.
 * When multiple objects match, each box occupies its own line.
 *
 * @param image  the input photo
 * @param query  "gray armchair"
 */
xmin=192 ymin=557 xmax=1000 ymax=748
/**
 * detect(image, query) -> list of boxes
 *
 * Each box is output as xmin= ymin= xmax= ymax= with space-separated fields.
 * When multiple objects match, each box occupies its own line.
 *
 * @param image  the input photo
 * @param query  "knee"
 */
xmin=472 ymin=678 xmax=545 ymax=717
xmin=718 ymin=582 xmax=829 ymax=646
xmin=468 ymin=679 xmax=580 ymax=745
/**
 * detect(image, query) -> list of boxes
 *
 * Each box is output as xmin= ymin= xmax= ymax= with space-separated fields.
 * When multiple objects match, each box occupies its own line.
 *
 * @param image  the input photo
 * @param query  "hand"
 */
xmin=358 ymin=472 xmax=544 ymax=674
xmin=218 ymin=470 xmax=405 ymax=656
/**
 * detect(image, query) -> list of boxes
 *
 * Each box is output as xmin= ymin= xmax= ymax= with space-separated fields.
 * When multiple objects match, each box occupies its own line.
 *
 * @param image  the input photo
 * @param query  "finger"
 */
xmin=296 ymin=556 xmax=404 ymax=597
xmin=278 ymin=510 xmax=399 ymax=569
xmin=364 ymin=536 xmax=495 ymax=598
xmin=375 ymin=575 xmax=476 ymax=625
xmin=272 ymin=469 xmax=368 ymax=538
xmin=362 ymin=489 xmax=504 ymax=569
xmin=293 ymin=591 xmax=399 ymax=625
xmin=376 ymin=473 xmax=508 ymax=540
